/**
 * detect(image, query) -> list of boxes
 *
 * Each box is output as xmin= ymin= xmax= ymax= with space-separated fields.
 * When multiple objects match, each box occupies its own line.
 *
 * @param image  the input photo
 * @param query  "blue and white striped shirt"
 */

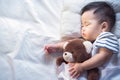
xmin=92 ymin=32 xmax=119 ymax=56
xmin=91 ymin=32 xmax=120 ymax=80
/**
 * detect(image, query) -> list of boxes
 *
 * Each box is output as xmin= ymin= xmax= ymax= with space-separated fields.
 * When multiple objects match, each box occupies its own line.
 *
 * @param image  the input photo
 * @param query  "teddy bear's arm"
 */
xmin=56 ymin=56 xmax=67 ymax=66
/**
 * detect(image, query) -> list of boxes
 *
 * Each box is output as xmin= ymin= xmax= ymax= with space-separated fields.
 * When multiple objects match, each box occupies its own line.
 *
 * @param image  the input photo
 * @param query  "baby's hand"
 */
xmin=44 ymin=41 xmax=65 ymax=54
xmin=44 ymin=44 xmax=58 ymax=54
xmin=69 ymin=63 xmax=84 ymax=79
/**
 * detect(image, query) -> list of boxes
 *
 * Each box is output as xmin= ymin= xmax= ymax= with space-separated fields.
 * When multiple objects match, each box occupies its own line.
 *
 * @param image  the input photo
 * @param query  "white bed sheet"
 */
xmin=0 ymin=0 xmax=120 ymax=80
xmin=0 ymin=0 xmax=63 ymax=80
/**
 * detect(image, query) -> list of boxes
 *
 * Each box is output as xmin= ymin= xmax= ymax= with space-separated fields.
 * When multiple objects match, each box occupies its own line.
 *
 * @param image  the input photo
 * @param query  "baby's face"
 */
xmin=81 ymin=10 xmax=103 ymax=41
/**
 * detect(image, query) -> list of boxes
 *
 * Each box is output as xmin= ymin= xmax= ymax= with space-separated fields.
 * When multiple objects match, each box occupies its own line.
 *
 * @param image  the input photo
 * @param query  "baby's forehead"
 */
xmin=81 ymin=10 xmax=99 ymax=21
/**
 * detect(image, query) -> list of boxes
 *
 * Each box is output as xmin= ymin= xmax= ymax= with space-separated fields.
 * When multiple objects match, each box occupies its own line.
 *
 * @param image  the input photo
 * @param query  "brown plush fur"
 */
xmin=56 ymin=39 xmax=100 ymax=80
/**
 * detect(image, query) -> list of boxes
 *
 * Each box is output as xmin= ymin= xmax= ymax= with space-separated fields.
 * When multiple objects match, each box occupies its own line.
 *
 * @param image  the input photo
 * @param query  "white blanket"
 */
xmin=0 ymin=0 xmax=62 ymax=80
xmin=0 ymin=0 xmax=120 ymax=80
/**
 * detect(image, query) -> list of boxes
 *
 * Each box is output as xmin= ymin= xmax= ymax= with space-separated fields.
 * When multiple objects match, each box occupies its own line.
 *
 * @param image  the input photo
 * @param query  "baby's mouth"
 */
xmin=82 ymin=32 xmax=85 ymax=36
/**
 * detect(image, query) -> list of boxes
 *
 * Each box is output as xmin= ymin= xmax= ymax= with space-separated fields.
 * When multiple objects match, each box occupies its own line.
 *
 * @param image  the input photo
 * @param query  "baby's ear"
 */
xmin=83 ymin=41 xmax=92 ymax=53
xmin=101 ymin=22 xmax=109 ymax=31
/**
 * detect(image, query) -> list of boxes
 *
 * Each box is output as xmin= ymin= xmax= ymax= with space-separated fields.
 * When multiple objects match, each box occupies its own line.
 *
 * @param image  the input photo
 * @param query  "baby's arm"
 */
xmin=44 ymin=38 xmax=78 ymax=54
xmin=44 ymin=41 xmax=65 ymax=54
xmin=81 ymin=47 xmax=112 ymax=70
xmin=69 ymin=47 xmax=113 ymax=78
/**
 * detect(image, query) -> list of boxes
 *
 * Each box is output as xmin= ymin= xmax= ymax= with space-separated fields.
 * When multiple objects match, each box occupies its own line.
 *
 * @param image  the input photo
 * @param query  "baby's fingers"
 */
xmin=69 ymin=68 xmax=76 ymax=77
xmin=71 ymin=70 xmax=79 ymax=78
xmin=75 ymin=73 xmax=80 ymax=79
xmin=69 ymin=68 xmax=80 ymax=78
xmin=44 ymin=46 xmax=48 ymax=53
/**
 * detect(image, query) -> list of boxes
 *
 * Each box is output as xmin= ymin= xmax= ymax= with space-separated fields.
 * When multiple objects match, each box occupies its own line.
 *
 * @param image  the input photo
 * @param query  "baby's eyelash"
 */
xmin=85 ymin=23 xmax=90 ymax=26
xmin=81 ymin=24 xmax=89 ymax=27
xmin=81 ymin=23 xmax=90 ymax=27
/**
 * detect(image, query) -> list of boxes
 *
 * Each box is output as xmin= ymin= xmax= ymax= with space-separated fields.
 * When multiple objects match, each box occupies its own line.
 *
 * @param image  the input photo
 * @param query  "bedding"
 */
xmin=0 ymin=0 xmax=120 ymax=80
xmin=0 ymin=0 xmax=62 ymax=80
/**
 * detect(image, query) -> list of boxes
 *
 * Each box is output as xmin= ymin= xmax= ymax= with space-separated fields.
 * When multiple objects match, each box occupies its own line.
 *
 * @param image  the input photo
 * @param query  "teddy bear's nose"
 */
xmin=64 ymin=52 xmax=67 ymax=55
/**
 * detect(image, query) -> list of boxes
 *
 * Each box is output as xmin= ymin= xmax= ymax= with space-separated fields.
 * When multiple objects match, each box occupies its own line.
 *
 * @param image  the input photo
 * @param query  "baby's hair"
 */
xmin=81 ymin=1 xmax=116 ymax=30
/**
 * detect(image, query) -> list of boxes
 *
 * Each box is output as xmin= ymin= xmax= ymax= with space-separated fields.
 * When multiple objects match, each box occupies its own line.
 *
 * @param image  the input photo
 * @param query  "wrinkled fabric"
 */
xmin=0 ymin=0 xmax=120 ymax=80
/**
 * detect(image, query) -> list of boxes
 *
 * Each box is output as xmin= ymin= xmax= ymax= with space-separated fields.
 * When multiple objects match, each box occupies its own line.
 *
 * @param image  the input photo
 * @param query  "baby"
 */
xmin=44 ymin=1 xmax=119 ymax=79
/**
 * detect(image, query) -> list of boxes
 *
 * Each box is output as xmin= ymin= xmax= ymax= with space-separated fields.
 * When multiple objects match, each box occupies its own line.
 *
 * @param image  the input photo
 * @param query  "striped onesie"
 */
xmin=92 ymin=32 xmax=119 ymax=80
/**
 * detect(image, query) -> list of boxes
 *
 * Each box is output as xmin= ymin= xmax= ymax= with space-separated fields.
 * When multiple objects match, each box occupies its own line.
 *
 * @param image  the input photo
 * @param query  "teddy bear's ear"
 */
xmin=83 ymin=41 xmax=92 ymax=53
xmin=63 ymin=42 xmax=69 ymax=49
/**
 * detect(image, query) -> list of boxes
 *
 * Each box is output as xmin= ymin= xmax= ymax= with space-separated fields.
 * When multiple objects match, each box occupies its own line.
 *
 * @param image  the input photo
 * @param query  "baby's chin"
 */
xmin=83 ymin=37 xmax=94 ymax=42
xmin=81 ymin=36 xmax=87 ymax=40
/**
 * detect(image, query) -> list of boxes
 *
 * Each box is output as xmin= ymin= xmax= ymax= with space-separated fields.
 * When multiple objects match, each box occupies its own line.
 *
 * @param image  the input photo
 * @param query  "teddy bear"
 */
xmin=56 ymin=39 xmax=100 ymax=80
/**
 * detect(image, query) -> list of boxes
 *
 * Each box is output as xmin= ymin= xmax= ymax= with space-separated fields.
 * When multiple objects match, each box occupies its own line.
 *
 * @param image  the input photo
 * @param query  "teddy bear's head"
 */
xmin=62 ymin=39 xmax=92 ymax=63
